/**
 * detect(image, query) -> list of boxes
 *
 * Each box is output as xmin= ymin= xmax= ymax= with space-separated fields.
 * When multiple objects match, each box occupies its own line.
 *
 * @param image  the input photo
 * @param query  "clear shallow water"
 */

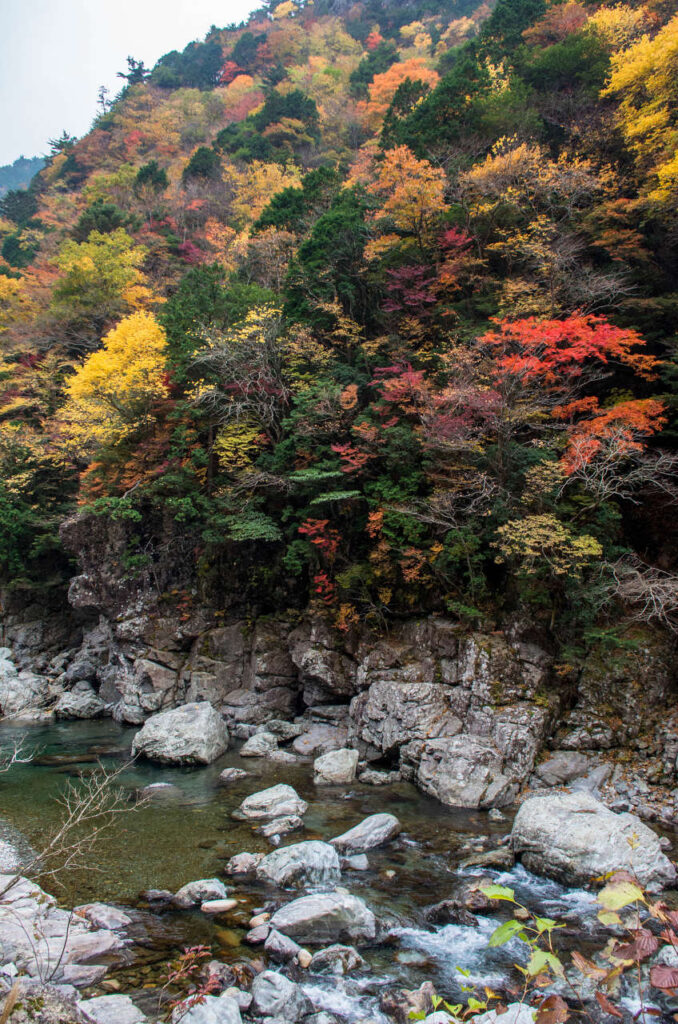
xmin=0 ymin=719 xmax=623 ymax=1019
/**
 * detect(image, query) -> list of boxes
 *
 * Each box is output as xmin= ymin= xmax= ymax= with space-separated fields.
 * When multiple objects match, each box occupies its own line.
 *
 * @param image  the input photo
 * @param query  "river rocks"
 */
xmin=359 ymin=768 xmax=401 ymax=786
xmin=0 ymin=654 xmax=50 ymax=716
xmin=472 ymin=1005 xmax=536 ymax=1024
xmin=256 ymin=815 xmax=304 ymax=840
xmin=171 ymin=994 xmax=242 ymax=1024
xmin=264 ymin=719 xmax=306 ymax=741
xmin=55 ymin=690 xmax=107 ymax=719
xmin=173 ymin=878 xmax=229 ymax=909
xmin=424 ymin=900 xmax=479 ymax=927
xmin=349 ymin=682 xmax=461 ymax=760
xmin=201 ymin=899 xmax=238 ymax=914
xmin=131 ymin=702 xmax=229 ymax=765
xmin=264 ymin=929 xmax=302 ymax=963
xmin=0 ymin=874 xmax=125 ymax=983
xmin=331 ymin=813 xmax=401 ymax=853
xmin=74 ymin=903 xmax=132 ymax=930
xmin=533 ymin=751 xmax=593 ymax=787
xmin=256 ymin=841 xmax=341 ymax=888
xmin=240 ymin=731 xmax=278 ymax=757
xmin=293 ymin=723 xmax=348 ymax=756
xmin=79 ymin=995 xmax=147 ymax=1024
xmin=269 ymin=891 xmax=376 ymax=944
xmin=224 ymin=852 xmax=264 ymax=877
xmin=219 ymin=767 xmax=248 ymax=784
xmin=235 ymin=784 xmax=308 ymax=820
xmin=251 ymin=970 xmax=310 ymax=1020
xmin=309 ymin=944 xmax=366 ymax=975
xmin=314 ymin=748 xmax=359 ymax=785
xmin=404 ymin=736 xmax=517 ymax=808
xmin=511 ymin=791 xmax=676 ymax=890
xmin=381 ymin=982 xmax=435 ymax=1023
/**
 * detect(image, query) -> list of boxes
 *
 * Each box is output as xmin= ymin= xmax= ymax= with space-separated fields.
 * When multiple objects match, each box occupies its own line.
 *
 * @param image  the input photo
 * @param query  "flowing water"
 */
xmin=0 ymin=719 xmax=634 ymax=1020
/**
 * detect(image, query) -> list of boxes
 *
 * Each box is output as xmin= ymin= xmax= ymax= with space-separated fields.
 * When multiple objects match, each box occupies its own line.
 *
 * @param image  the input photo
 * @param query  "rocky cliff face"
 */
xmin=1 ymin=511 xmax=676 ymax=818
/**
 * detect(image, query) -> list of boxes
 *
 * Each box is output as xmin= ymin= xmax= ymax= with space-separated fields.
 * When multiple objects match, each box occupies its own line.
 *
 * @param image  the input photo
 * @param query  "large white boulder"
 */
xmin=256 ymin=841 xmax=341 ymax=888
xmin=512 ymin=791 xmax=676 ymax=891
xmin=131 ymin=702 xmax=228 ymax=765
xmin=235 ymin=784 xmax=308 ymax=820
xmin=269 ymin=891 xmax=376 ymax=944
xmin=331 ymin=813 xmax=401 ymax=853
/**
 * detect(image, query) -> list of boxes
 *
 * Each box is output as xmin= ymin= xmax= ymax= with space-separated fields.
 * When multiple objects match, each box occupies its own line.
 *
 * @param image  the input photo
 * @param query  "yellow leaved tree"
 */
xmin=603 ymin=14 xmax=678 ymax=212
xmin=59 ymin=311 xmax=169 ymax=453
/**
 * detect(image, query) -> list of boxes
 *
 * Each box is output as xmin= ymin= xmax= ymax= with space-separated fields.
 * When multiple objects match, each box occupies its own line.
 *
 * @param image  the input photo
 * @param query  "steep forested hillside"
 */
xmin=1 ymin=0 xmax=677 ymax=656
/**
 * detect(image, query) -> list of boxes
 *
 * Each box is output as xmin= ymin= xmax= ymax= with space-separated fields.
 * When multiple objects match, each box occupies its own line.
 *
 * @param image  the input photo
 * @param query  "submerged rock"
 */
xmin=256 ymin=841 xmax=341 ymax=889
xmin=512 ymin=791 xmax=676 ymax=891
xmin=269 ymin=891 xmax=376 ymax=944
xmin=235 ymin=783 xmax=308 ymax=820
xmin=256 ymin=815 xmax=304 ymax=840
xmin=219 ymin=767 xmax=248 ymax=784
xmin=131 ymin=702 xmax=229 ymax=765
xmin=331 ymin=813 xmax=401 ymax=853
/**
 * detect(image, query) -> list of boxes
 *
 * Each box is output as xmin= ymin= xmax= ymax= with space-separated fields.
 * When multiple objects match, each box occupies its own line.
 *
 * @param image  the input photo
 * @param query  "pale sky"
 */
xmin=0 ymin=0 xmax=262 ymax=166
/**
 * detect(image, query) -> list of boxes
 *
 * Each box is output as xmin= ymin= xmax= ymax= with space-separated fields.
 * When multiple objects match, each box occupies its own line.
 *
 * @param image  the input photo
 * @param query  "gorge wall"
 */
xmin=1 ymin=509 xmax=676 ymax=820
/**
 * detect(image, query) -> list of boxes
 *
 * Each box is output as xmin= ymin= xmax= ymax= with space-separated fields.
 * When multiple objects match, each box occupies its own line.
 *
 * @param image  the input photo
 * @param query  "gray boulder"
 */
xmin=74 ymin=903 xmax=132 ymax=930
xmin=240 ymin=732 xmax=278 ymax=757
xmin=471 ymin=1005 xmax=536 ymax=1024
xmin=224 ymin=852 xmax=263 ymax=877
xmin=173 ymin=878 xmax=229 ymax=909
xmin=331 ymin=813 xmax=401 ymax=853
xmin=264 ymin=929 xmax=302 ymax=963
xmin=251 ymin=970 xmax=310 ymax=1020
xmin=0 ymin=660 xmax=50 ymax=716
xmin=309 ymin=944 xmax=366 ymax=975
xmin=533 ymin=751 xmax=592 ymax=787
xmin=170 ymin=994 xmax=242 ymax=1024
xmin=256 ymin=841 xmax=341 ymax=888
xmin=256 ymin=815 xmax=304 ymax=840
xmin=55 ymin=691 xmax=107 ymax=719
xmin=235 ymin=784 xmax=307 ymax=820
xmin=269 ymin=891 xmax=376 ymax=944
xmin=78 ymin=995 xmax=146 ymax=1024
xmin=406 ymin=736 xmax=517 ymax=808
xmin=313 ymin=748 xmax=359 ymax=785
xmin=512 ymin=791 xmax=676 ymax=891
xmin=293 ymin=724 xmax=348 ymax=756
xmin=131 ymin=702 xmax=228 ymax=765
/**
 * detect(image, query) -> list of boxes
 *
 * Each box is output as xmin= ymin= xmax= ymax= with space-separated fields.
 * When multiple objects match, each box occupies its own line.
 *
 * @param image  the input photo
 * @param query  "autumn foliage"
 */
xmin=0 ymin=0 xmax=676 ymax=640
